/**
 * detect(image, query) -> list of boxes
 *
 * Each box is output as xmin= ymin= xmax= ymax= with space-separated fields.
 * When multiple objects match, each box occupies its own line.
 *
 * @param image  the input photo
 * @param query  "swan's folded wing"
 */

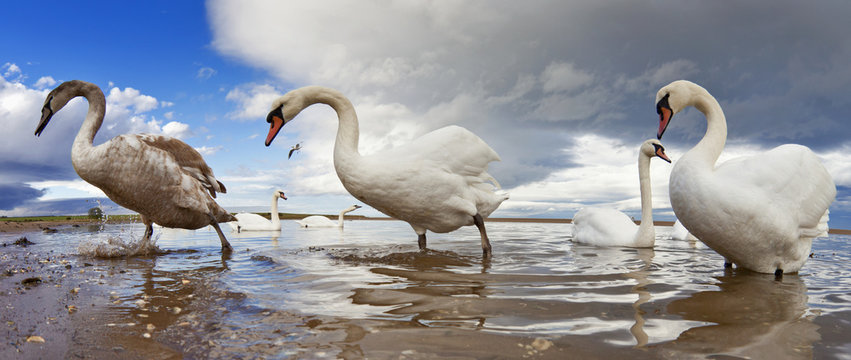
xmin=136 ymin=134 xmax=226 ymax=197
xmin=715 ymin=144 xmax=836 ymax=230
xmin=387 ymin=125 xmax=501 ymax=184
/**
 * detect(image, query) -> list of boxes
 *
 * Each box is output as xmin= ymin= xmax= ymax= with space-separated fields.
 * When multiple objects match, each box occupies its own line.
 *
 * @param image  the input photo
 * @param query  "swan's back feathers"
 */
xmin=233 ymin=213 xmax=280 ymax=231
xmin=714 ymin=144 xmax=836 ymax=234
xmin=572 ymin=207 xmax=639 ymax=247
xmin=296 ymin=215 xmax=337 ymax=227
xmin=137 ymin=134 xmax=227 ymax=198
xmin=383 ymin=126 xmax=501 ymax=182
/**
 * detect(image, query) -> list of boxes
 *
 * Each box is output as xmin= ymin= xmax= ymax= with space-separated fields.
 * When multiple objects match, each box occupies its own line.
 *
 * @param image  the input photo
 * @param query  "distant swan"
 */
xmin=264 ymin=86 xmax=508 ymax=258
xmin=671 ymin=220 xmax=697 ymax=241
xmin=572 ymin=139 xmax=671 ymax=247
xmin=35 ymin=80 xmax=236 ymax=251
xmin=656 ymin=80 xmax=836 ymax=274
xmin=296 ymin=204 xmax=361 ymax=228
xmin=231 ymin=190 xmax=287 ymax=232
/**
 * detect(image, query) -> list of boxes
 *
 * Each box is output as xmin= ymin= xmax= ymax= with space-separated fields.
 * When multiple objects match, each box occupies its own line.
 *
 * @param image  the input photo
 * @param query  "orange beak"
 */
xmin=657 ymin=106 xmax=672 ymax=140
xmin=654 ymin=144 xmax=671 ymax=163
xmin=265 ymin=107 xmax=285 ymax=147
xmin=656 ymin=94 xmax=672 ymax=140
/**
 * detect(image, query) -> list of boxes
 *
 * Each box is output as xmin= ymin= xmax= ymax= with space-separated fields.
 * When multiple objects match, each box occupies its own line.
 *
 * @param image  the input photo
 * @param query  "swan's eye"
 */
xmin=656 ymin=94 xmax=670 ymax=115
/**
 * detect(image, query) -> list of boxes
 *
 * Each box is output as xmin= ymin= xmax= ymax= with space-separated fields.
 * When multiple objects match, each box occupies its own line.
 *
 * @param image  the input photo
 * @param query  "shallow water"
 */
xmin=2 ymin=220 xmax=851 ymax=359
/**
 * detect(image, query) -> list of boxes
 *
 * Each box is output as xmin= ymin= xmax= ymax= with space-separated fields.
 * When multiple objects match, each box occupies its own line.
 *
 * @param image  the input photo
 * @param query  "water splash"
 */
xmin=77 ymin=232 xmax=162 ymax=257
xmin=78 ymin=201 xmax=161 ymax=257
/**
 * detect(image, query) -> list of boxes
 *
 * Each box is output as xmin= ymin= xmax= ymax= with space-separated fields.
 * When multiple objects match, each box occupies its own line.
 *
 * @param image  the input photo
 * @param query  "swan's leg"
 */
xmin=140 ymin=215 xmax=153 ymax=242
xmin=774 ymin=268 xmax=783 ymax=279
xmin=473 ymin=214 xmax=492 ymax=259
xmin=210 ymin=221 xmax=233 ymax=252
xmin=418 ymin=233 xmax=427 ymax=250
xmin=143 ymin=223 xmax=153 ymax=242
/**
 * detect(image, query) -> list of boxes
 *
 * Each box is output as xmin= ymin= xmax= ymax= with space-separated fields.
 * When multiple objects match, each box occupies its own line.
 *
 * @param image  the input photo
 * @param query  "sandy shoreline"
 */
xmin=0 ymin=219 xmax=130 ymax=235
xmin=4 ymin=217 xmax=849 ymax=235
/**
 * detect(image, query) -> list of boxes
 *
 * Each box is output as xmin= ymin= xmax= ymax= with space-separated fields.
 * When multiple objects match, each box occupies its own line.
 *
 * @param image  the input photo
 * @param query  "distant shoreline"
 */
xmin=3 ymin=215 xmax=849 ymax=235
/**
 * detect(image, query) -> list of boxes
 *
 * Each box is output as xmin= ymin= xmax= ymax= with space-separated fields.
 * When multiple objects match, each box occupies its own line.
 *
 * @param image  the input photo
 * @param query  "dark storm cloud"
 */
xmin=6 ymin=197 xmax=125 ymax=217
xmin=0 ymin=183 xmax=45 ymax=210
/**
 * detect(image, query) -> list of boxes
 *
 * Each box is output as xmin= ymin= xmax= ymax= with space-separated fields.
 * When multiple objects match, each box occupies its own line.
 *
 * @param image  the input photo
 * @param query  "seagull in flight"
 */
xmin=288 ymin=143 xmax=302 ymax=159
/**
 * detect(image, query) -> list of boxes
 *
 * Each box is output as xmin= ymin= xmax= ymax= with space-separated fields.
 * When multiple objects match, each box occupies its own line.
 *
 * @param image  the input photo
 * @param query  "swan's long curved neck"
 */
xmin=270 ymin=195 xmax=281 ymax=226
xmin=634 ymin=153 xmax=655 ymax=247
xmin=687 ymin=91 xmax=727 ymax=168
xmin=71 ymin=84 xmax=107 ymax=154
xmin=337 ymin=208 xmax=355 ymax=227
xmin=302 ymin=87 xmax=361 ymax=164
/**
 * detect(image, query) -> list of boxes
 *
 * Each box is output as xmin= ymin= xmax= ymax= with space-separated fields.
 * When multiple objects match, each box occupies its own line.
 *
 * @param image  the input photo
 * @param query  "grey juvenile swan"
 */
xmin=35 ymin=80 xmax=236 ymax=251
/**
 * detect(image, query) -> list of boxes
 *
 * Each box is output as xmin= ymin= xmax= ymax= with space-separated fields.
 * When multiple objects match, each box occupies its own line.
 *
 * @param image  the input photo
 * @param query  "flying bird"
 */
xmin=288 ymin=143 xmax=302 ymax=159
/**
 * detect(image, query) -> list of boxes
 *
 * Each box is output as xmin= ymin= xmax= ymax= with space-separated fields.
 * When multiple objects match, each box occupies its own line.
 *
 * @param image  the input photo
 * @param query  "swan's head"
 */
xmin=641 ymin=139 xmax=671 ymax=163
xmin=35 ymin=80 xmax=91 ymax=137
xmin=274 ymin=190 xmax=287 ymax=200
xmin=655 ymin=80 xmax=705 ymax=140
xmin=346 ymin=204 xmax=362 ymax=212
xmin=265 ymin=89 xmax=312 ymax=147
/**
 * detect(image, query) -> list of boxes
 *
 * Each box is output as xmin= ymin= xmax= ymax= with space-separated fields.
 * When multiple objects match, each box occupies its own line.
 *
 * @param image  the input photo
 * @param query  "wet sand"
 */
xmin=2 ymin=218 xmax=850 ymax=359
xmin=0 ymin=230 xmax=585 ymax=359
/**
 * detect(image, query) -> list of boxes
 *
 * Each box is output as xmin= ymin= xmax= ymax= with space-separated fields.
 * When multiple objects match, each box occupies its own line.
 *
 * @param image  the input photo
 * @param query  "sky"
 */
xmin=2 ymin=1 xmax=851 ymax=229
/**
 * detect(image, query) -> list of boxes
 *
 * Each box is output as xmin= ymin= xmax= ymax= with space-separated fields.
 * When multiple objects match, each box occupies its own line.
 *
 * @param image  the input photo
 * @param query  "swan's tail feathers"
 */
xmin=800 ymin=209 xmax=830 ymax=239
xmin=182 ymin=166 xmax=227 ymax=198
xmin=484 ymin=172 xmax=502 ymax=190
xmin=816 ymin=209 xmax=830 ymax=238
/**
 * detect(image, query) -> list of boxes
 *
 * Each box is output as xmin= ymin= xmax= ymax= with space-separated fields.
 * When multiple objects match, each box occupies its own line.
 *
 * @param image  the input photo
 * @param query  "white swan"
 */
xmin=264 ymin=86 xmax=509 ymax=258
xmin=296 ymin=204 xmax=362 ymax=228
xmin=35 ymin=80 xmax=236 ymax=250
xmin=571 ymin=139 xmax=671 ymax=247
xmin=671 ymin=219 xmax=697 ymax=241
xmin=230 ymin=190 xmax=287 ymax=232
xmin=656 ymin=80 xmax=836 ymax=274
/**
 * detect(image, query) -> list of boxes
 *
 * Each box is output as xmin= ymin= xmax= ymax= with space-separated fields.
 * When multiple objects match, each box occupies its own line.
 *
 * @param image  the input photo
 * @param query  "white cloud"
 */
xmin=819 ymin=143 xmax=851 ymax=187
xmin=34 ymin=76 xmax=57 ymax=89
xmin=162 ymin=121 xmax=193 ymax=140
xmin=207 ymin=1 xmax=851 ymax=226
xmin=197 ymin=66 xmax=217 ymax=79
xmin=27 ymin=179 xmax=106 ymax=199
xmin=224 ymin=83 xmax=281 ymax=120
xmin=2 ymin=63 xmax=22 ymax=81
xmin=194 ymin=145 xmax=223 ymax=156
xmin=503 ymin=134 xmax=673 ymax=218
xmin=107 ymin=86 xmax=158 ymax=114
xmin=0 ymin=71 xmax=181 ymax=179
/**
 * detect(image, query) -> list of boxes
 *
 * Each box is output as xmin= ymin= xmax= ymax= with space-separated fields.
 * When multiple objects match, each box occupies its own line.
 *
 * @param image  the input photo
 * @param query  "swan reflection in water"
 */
xmin=663 ymin=271 xmax=818 ymax=359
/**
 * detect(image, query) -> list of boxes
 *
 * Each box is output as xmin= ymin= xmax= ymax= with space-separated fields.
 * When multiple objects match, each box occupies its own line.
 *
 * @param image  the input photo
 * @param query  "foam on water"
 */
xmin=77 ymin=231 xmax=162 ymax=257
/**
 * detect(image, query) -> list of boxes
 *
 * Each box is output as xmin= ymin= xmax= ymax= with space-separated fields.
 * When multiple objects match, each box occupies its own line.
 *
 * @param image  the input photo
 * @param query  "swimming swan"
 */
xmin=264 ymin=86 xmax=508 ymax=258
xmin=231 ymin=190 xmax=287 ymax=232
xmin=35 ymin=80 xmax=236 ymax=251
xmin=572 ymin=139 xmax=671 ymax=247
xmin=296 ymin=204 xmax=361 ymax=228
xmin=656 ymin=80 xmax=836 ymax=274
xmin=671 ymin=219 xmax=697 ymax=241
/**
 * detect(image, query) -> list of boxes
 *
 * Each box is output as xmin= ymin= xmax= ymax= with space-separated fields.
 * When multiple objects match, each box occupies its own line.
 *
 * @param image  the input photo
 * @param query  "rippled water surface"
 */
xmin=2 ymin=220 xmax=850 ymax=359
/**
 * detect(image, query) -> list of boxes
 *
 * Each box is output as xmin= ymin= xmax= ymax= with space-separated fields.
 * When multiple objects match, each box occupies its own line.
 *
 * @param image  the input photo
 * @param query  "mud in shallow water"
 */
xmin=1 ymin=220 xmax=850 ymax=359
